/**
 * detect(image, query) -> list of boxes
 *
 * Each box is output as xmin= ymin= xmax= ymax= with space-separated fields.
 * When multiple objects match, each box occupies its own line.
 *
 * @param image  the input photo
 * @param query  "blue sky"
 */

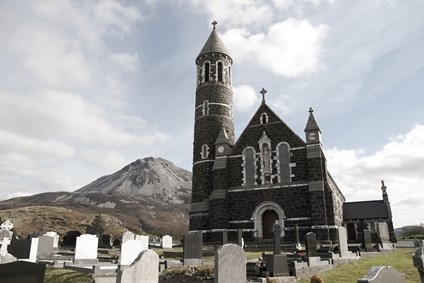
xmin=0 ymin=0 xmax=423 ymax=228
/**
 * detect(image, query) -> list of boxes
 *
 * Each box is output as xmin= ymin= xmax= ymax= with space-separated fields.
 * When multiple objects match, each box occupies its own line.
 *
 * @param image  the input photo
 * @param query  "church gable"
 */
xmin=231 ymin=103 xmax=305 ymax=155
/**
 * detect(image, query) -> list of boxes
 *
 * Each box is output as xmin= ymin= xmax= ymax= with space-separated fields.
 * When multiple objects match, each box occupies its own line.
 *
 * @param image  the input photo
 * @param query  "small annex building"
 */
xmin=189 ymin=23 xmax=395 ymax=244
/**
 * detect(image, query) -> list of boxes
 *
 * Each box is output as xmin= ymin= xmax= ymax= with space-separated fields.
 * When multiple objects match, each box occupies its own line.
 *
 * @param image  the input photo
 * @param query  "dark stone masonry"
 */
xmin=189 ymin=24 xmax=396 ymax=245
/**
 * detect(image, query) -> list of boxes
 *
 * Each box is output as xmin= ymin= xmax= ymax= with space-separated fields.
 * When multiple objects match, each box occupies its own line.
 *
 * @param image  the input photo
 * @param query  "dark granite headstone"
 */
xmin=263 ymin=254 xmax=289 ymax=277
xmin=273 ymin=221 xmax=282 ymax=255
xmin=237 ymin=229 xmax=243 ymax=247
xmin=305 ymin=232 xmax=317 ymax=257
xmin=183 ymin=232 xmax=203 ymax=266
xmin=113 ymin=238 xmax=121 ymax=247
xmin=101 ymin=234 xmax=112 ymax=248
xmin=63 ymin=230 xmax=81 ymax=246
xmin=0 ymin=261 xmax=46 ymax=283
xmin=8 ymin=239 xmax=32 ymax=259
xmin=295 ymin=224 xmax=300 ymax=243
xmin=412 ymin=247 xmax=424 ymax=283
xmin=222 ymin=231 xmax=228 ymax=245
xmin=363 ymin=229 xmax=374 ymax=252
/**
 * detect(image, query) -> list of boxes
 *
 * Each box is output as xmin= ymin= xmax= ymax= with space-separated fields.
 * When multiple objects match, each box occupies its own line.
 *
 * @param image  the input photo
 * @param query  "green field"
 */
xmin=298 ymin=248 xmax=419 ymax=283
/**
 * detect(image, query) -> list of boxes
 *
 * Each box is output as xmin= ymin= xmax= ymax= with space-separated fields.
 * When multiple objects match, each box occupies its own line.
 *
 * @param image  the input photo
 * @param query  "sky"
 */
xmin=0 ymin=0 xmax=423 ymax=228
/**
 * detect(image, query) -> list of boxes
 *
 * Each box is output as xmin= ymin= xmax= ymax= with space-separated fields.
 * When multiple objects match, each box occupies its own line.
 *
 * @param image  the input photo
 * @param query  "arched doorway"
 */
xmin=262 ymin=210 xmax=279 ymax=239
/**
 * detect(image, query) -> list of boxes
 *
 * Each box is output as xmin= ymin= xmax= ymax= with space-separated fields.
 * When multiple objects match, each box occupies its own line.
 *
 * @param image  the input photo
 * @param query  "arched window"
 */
xmin=217 ymin=61 xmax=223 ymax=82
xmin=204 ymin=62 xmax=210 ymax=82
xmin=277 ymin=143 xmax=290 ymax=182
xmin=260 ymin=113 xmax=268 ymax=124
xmin=202 ymin=100 xmax=209 ymax=115
xmin=201 ymin=144 xmax=209 ymax=159
xmin=243 ymin=147 xmax=256 ymax=186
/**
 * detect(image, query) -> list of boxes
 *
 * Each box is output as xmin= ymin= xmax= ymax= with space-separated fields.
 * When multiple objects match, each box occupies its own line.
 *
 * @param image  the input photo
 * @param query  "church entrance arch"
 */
xmin=252 ymin=201 xmax=285 ymax=239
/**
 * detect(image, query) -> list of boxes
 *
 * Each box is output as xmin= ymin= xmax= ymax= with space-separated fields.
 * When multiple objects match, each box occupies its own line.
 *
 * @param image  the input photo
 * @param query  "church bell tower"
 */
xmin=189 ymin=21 xmax=234 ymax=231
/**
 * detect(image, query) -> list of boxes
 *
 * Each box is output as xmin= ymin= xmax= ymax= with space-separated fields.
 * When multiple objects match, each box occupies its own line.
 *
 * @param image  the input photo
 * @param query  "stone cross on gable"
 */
xmin=260 ymin=88 xmax=267 ymax=104
xmin=1 ymin=220 xmax=13 ymax=231
xmin=273 ymin=221 xmax=282 ymax=255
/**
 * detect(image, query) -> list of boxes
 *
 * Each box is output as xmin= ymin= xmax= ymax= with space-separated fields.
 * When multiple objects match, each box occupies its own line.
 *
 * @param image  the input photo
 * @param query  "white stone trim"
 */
xmin=193 ymin=160 xmax=214 ymax=166
xmin=252 ymin=201 xmax=285 ymax=238
xmin=285 ymin=217 xmax=311 ymax=221
xmin=228 ymin=182 xmax=308 ymax=192
xmin=229 ymin=220 xmax=253 ymax=224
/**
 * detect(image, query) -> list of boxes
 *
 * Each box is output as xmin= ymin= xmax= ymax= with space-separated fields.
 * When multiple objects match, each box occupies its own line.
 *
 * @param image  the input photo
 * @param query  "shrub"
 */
xmin=311 ymin=274 xmax=324 ymax=283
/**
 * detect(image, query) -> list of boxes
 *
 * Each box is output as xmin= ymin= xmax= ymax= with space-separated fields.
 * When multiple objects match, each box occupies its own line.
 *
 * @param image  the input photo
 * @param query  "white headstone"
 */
xmin=0 ymin=238 xmax=11 ymax=256
xmin=135 ymin=235 xmax=149 ymax=251
xmin=117 ymin=249 xmax=159 ymax=283
xmin=75 ymin=234 xmax=98 ymax=264
xmin=162 ymin=235 xmax=172 ymax=249
xmin=122 ymin=231 xmax=135 ymax=244
xmin=121 ymin=239 xmax=147 ymax=265
xmin=44 ymin=232 xmax=59 ymax=248
xmin=29 ymin=238 xmax=39 ymax=262
xmin=214 ymin=244 xmax=246 ymax=283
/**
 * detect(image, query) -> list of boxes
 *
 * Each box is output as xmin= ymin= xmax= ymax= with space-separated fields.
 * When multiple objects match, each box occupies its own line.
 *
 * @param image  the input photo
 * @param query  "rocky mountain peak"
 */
xmin=76 ymin=157 xmax=192 ymax=204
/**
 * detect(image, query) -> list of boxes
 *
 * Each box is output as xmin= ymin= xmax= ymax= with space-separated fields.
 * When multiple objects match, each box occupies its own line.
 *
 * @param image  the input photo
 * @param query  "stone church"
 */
xmin=189 ymin=23 xmax=395 ymax=243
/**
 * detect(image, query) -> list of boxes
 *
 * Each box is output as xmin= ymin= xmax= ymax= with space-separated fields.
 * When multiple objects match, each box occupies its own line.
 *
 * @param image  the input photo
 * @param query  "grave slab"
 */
xmin=357 ymin=266 xmax=406 ymax=283
xmin=214 ymin=244 xmax=246 ymax=283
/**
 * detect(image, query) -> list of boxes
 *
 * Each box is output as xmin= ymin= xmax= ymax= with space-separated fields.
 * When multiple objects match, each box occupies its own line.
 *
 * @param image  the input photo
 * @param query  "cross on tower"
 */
xmin=212 ymin=20 xmax=218 ymax=29
xmin=309 ymin=107 xmax=314 ymax=114
xmin=260 ymin=88 xmax=267 ymax=104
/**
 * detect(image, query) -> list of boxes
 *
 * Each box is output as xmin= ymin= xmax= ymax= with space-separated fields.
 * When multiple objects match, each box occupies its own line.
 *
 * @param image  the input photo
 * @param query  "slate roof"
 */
xmin=343 ymin=200 xmax=389 ymax=220
xmin=197 ymin=29 xmax=230 ymax=59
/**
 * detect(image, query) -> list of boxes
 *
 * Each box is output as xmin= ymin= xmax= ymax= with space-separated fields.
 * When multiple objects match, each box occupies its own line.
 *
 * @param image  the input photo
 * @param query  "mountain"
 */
xmin=0 ymin=157 xmax=192 ymax=236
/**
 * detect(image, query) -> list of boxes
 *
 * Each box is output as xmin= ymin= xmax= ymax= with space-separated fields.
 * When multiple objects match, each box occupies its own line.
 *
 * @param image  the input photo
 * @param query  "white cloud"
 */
xmin=233 ymin=85 xmax=260 ymax=111
xmin=222 ymin=19 xmax=329 ymax=77
xmin=111 ymin=53 xmax=140 ymax=72
xmin=326 ymin=124 xmax=424 ymax=227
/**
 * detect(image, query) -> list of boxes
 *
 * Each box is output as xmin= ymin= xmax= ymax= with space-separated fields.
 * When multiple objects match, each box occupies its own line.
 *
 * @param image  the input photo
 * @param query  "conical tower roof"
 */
xmin=304 ymin=107 xmax=321 ymax=132
xmin=197 ymin=22 xmax=231 ymax=61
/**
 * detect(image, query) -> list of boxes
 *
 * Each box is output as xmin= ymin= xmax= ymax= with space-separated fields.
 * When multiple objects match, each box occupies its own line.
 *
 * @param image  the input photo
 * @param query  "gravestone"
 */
xmin=295 ymin=224 xmax=300 ymax=244
xmin=0 ymin=260 xmax=46 ymax=283
xmin=237 ymin=229 xmax=243 ymax=247
xmin=273 ymin=221 xmax=281 ymax=255
xmin=0 ymin=237 xmax=11 ymax=256
xmin=305 ymin=232 xmax=317 ymax=257
xmin=363 ymin=229 xmax=374 ymax=252
xmin=63 ymin=230 xmax=81 ymax=246
xmin=37 ymin=235 xmax=54 ymax=259
xmin=120 ymin=239 xmax=147 ymax=265
xmin=117 ymin=249 xmax=159 ymax=283
xmin=357 ymin=266 xmax=406 ymax=283
xmin=214 ymin=244 xmax=246 ymax=283
xmin=162 ymin=235 xmax=172 ymax=249
xmin=8 ymin=239 xmax=32 ymax=260
xmin=29 ymin=238 xmax=39 ymax=262
xmin=222 ymin=231 xmax=228 ymax=245
xmin=183 ymin=232 xmax=203 ymax=267
xmin=135 ymin=235 xmax=149 ymax=251
xmin=113 ymin=239 xmax=121 ymax=247
xmin=263 ymin=222 xmax=289 ymax=277
xmin=337 ymin=226 xmax=355 ymax=258
xmin=101 ymin=234 xmax=113 ymax=249
xmin=74 ymin=234 xmax=99 ymax=264
xmin=0 ymin=219 xmax=13 ymax=231
xmin=412 ymin=247 xmax=424 ymax=283
xmin=377 ymin=223 xmax=392 ymax=250
xmin=122 ymin=231 xmax=135 ymax=244
xmin=44 ymin=232 xmax=59 ymax=248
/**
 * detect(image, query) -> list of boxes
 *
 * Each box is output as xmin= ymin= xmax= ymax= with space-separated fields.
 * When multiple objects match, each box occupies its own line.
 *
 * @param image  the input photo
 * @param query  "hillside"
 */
xmin=0 ymin=157 xmax=192 ymax=236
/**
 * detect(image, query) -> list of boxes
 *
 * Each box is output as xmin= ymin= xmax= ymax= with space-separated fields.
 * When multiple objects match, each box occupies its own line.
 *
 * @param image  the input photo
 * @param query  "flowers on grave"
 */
xmin=255 ymin=257 xmax=267 ymax=271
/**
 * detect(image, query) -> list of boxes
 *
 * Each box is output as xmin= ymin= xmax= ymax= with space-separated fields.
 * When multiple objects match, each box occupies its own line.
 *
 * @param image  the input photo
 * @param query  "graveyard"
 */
xmin=0 ymin=218 xmax=423 ymax=282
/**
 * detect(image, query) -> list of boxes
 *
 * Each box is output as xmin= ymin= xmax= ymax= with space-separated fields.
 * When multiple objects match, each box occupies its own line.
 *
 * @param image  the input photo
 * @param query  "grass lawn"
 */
xmin=44 ymin=267 xmax=93 ymax=283
xmin=298 ymin=248 xmax=419 ymax=283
